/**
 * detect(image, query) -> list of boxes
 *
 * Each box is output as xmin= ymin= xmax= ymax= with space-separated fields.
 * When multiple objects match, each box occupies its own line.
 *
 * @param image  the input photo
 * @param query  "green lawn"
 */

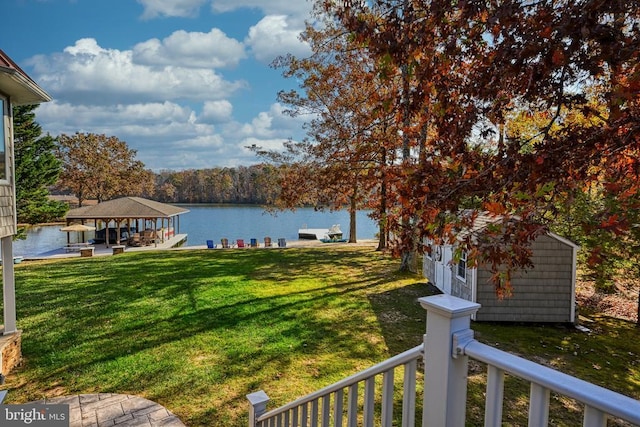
xmin=2 ymin=246 xmax=639 ymax=426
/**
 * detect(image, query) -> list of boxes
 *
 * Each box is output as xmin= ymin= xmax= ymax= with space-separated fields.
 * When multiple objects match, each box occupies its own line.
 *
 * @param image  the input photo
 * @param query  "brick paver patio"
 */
xmin=33 ymin=393 xmax=185 ymax=426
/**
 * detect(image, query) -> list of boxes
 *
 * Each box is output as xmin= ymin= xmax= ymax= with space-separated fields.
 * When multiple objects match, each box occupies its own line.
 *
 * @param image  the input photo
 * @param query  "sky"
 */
xmin=2 ymin=0 xmax=316 ymax=171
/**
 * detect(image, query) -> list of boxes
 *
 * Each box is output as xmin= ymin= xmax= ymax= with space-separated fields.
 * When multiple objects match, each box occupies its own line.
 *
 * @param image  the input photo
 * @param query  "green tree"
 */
xmin=56 ymin=133 xmax=154 ymax=205
xmin=13 ymin=105 xmax=67 ymax=224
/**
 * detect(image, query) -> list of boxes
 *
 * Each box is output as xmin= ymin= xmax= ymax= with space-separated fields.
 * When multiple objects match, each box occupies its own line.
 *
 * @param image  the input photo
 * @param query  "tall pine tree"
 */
xmin=13 ymin=105 xmax=67 ymax=224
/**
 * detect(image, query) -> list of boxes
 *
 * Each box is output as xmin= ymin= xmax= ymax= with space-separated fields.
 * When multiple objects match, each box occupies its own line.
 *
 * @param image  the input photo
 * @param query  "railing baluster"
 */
xmin=321 ymin=395 xmax=330 ymax=426
xmin=301 ymin=403 xmax=308 ymax=427
xmin=334 ymin=389 xmax=344 ymax=427
xmin=382 ymin=369 xmax=394 ymax=427
xmin=528 ymin=383 xmax=550 ymax=426
xmin=583 ymin=405 xmax=607 ymax=427
xmin=311 ymin=399 xmax=319 ymax=427
xmin=251 ymin=296 xmax=640 ymax=427
xmin=402 ymin=359 xmax=417 ymax=427
xmin=363 ymin=377 xmax=375 ymax=427
xmin=347 ymin=383 xmax=358 ymax=427
xmin=485 ymin=365 xmax=504 ymax=427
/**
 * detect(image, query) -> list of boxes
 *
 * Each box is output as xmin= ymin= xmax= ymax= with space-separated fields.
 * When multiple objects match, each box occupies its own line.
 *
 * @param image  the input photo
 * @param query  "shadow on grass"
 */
xmin=9 ymin=247 xmax=419 ymax=426
xmin=367 ymin=281 xmax=441 ymax=355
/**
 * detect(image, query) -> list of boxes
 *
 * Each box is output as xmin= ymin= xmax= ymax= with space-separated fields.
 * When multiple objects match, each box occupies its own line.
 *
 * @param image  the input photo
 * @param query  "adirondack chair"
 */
xmin=221 ymin=238 xmax=230 ymax=249
xmin=237 ymin=239 xmax=246 ymax=248
xmin=250 ymin=238 xmax=258 ymax=248
xmin=264 ymin=237 xmax=272 ymax=247
xmin=206 ymin=240 xmax=216 ymax=249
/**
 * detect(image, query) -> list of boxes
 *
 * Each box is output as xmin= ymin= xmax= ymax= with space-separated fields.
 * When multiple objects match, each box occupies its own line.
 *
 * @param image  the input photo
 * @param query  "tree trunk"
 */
xmin=399 ymin=57 xmax=414 ymax=272
xmin=349 ymin=193 xmax=357 ymax=243
xmin=377 ymin=147 xmax=388 ymax=251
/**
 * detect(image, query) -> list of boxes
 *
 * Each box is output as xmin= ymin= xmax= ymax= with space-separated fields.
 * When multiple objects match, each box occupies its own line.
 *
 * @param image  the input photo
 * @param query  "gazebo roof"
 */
xmin=66 ymin=197 xmax=189 ymax=220
xmin=0 ymin=49 xmax=52 ymax=105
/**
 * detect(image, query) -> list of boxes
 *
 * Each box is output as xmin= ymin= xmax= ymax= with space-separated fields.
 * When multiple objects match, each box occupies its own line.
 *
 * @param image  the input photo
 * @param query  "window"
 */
xmin=457 ymin=251 xmax=467 ymax=280
xmin=434 ymin=245 xmax=442 ymax=262
xmin=0 ymin=96 xmax=6 ymax=180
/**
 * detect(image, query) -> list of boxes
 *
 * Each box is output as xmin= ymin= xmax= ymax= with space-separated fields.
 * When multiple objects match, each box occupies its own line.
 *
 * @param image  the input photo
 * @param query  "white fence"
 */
xmin=248 ymin=294 xmax=640 ymax=427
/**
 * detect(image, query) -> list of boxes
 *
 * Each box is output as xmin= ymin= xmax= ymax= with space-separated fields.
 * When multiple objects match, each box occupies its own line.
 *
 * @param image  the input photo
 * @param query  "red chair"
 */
xmin=236 ymin=239 xmax=246 ymax=248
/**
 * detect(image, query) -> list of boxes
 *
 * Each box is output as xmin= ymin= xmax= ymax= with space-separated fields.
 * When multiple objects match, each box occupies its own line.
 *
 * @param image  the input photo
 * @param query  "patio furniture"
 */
xmin=128 ymin=233 xmax=142 ymax=247
xmin=264 ymin=237 xmax=272 ymax=247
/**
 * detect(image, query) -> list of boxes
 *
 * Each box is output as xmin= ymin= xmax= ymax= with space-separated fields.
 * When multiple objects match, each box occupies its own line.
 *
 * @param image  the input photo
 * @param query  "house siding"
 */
xmin=0 ymin=183 xmax=15 ymax=237
xmin=475 ymin=234 xmax=574 ymax=323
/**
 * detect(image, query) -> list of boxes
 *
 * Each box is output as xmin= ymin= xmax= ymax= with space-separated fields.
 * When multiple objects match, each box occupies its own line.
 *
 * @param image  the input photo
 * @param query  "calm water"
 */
xmin=13 ymin=205 xmax=378 ymax=257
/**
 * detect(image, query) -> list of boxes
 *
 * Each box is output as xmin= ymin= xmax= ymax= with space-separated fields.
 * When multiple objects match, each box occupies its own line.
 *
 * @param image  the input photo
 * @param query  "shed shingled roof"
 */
xmin=66 ymin=197 xmax=189 ymax=220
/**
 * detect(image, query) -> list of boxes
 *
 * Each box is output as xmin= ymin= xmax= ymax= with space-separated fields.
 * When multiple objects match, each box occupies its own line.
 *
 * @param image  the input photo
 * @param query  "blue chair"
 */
xmin=250 ymin=238 xmax=258 ymax=248
xmin=206 ymin=240 xmax=216 ymax=249
xmin=278 ymin=238 xmax=287 ymax=248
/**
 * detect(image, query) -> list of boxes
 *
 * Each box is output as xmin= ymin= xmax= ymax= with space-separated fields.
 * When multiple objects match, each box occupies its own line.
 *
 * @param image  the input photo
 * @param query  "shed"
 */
xmin=423 ymin=213 xmax=579 ymax=323
xmin=0 ymin=49 xmax=51 ymax=376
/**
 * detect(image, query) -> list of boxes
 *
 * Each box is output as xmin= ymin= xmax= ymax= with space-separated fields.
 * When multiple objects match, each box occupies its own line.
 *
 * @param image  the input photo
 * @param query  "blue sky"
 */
xmin=2 ymin=0 xmax=315 ymax=171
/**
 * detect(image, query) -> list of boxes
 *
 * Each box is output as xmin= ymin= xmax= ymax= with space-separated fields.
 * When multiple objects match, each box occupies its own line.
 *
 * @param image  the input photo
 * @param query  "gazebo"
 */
xmin=65 ymin=197 xmax=189 ymax=247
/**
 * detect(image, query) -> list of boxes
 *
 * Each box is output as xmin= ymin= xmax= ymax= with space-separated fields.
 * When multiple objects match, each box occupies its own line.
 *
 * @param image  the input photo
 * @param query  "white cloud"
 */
xmin=137 ymin=0 xmax=313 ymax=25
xmin=28 ymin=38 xmax=246 ymax=105
xmin=245 ymin=15 xmax=311 ymax=64
xmin=35 ymin=100 xmax=304 ymax=171
xmin=200 ymin=100 xmax=234 ymax=123
xmin=132 ymin=29 xmax=246 ymax=69
xmin=210 ymin=0 xmax=312 ymax=21
xmin=137 ymin=0 xmax=207 ymax=19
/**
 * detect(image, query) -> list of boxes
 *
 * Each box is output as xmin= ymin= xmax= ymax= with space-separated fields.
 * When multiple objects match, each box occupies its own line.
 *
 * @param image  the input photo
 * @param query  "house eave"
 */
xmin=0 ymin=66 xmax=52 ymax=105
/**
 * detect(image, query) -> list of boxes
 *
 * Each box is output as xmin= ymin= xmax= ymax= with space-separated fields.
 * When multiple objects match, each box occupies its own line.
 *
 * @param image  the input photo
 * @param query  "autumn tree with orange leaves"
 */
xmin=57 ymin=133 xmax=155 ymax=206
xmin=262 ymin=9 xmax=401 ymax=247
xmin=323 ymin=0 xmax=639 ymax=297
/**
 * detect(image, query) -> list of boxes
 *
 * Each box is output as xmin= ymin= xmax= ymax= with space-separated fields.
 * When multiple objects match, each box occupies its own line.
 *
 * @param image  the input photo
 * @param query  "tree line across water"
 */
xmin=15 ymin=105 xmax=285 ymax=220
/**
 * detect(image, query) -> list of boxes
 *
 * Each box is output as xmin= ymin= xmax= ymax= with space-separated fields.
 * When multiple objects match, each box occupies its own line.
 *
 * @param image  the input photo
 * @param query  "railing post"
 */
xmin=419 ymin=294 xmax=481 ymax=427
xmin=247 ymin=390 xmax=270 ymax=427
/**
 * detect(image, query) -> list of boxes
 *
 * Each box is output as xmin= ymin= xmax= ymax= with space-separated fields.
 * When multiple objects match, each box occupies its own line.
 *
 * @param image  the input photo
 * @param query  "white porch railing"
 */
xmin=248 ymin=294 xmax=640 ymax=427
xmin=247 ymin=344 xmax=423 ymax=427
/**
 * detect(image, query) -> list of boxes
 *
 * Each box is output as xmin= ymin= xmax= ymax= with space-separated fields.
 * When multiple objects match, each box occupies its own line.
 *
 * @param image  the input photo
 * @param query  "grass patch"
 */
xmin=5 ymin=247 xmax=425 ymax=426
xmin=1 ymin=246 xmax=638 ymax=426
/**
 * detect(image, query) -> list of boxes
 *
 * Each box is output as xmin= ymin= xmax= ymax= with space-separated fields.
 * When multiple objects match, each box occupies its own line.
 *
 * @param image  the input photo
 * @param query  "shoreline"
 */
xmin=20 ymin=237 xmax=379 ymax=262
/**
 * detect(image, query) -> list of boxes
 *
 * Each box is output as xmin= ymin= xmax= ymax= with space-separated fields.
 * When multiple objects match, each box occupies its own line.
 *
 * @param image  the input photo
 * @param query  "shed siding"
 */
xmin=423 ymin=254 xmax=435 ymax=285
xmin=451 ymin=275 xmax=472 ymax=301
xmin=475 ymin=234 xmax=574 ymax=322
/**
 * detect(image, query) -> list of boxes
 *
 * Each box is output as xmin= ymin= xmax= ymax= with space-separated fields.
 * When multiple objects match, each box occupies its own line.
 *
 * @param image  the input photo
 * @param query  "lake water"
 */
xmin=13 ymin=204 xmax=379 ymax=257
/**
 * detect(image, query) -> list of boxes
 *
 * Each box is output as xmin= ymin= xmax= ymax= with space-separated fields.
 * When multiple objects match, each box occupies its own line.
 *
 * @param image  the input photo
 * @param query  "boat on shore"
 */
xmin=319 ymin=237 xmax=348 ymax=243
xmin=298 ymin=224 xmax=343 ymax=241
xmin=298 ymin=228 xmax=329 ymax=239
xmin=0 ymin=256 xmax=24 ymax=265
